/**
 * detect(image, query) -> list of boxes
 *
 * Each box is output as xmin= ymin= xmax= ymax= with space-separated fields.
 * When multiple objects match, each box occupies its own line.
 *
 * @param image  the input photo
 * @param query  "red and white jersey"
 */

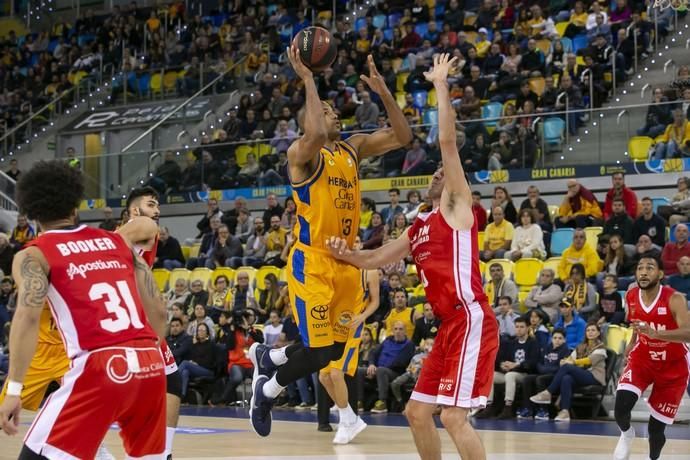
xmin=407 ymin=207 xmax=490 ymax=321
xmin=28 ymin=225 xmax=157 ymax=358
xmin=626 ymin=285 xmax=690 ymax=363
xmin=133 ymin=233 xmax=158 ymax=267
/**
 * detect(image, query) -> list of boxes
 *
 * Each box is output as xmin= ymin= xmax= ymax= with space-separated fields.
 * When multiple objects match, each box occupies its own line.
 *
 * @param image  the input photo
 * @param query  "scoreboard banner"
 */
xmin=80 ymin=158 xmax=685 ymax=209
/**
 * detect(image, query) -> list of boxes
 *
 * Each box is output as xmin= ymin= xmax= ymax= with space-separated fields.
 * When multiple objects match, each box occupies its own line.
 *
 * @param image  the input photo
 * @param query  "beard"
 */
xmin=637 ymin=278 xmax=660 ymax=291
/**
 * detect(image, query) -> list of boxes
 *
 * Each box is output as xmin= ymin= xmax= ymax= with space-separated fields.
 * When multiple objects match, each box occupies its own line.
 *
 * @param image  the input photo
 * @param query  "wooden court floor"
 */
xmin=2 ymin=407 xmax=689 ymax=459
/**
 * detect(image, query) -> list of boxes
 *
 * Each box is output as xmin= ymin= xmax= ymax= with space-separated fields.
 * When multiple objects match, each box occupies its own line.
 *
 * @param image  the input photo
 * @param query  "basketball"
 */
xmin=292 ymin=26 xmax=337 ymax=72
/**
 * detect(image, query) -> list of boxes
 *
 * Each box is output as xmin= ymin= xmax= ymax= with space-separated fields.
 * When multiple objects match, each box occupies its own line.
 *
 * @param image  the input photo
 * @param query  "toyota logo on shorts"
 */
xmin=310 ymin=305 xmax=329 ymax=321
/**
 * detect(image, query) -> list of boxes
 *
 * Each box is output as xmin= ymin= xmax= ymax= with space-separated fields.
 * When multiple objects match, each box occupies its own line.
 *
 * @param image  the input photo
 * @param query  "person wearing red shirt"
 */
xmin=661 ymin=224 xmax=690 ymax=275
xmin=472 ymin=191 xmax=488 ymax=231
xmin=603 ymin=172 xmax=638 ymax=220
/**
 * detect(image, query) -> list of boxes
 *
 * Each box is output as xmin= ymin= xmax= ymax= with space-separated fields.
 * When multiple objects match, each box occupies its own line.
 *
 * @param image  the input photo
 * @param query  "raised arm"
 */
xmin=326 ymin=232 xmax=411 ymax=270
xmin=634 ymin=292 xmax=690 ymax=342
xmin=424 ymin=53 xmax=474 ymax=230
xmin=132 ymin=251 xmax=167 ymax=338
xmin=116 ymin=216 xmax=159 ymax=248
xmin=347 ymin=55 xmax=413 ymax=158
xmin=286 ymin=45 xmax=328 ymax=181
xmin=0 ymin=247 xmax=49 ymax=435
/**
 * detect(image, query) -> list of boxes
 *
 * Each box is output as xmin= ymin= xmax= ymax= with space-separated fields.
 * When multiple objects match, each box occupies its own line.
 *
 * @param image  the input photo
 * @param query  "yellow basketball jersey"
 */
xmin=38 ymin=304 xmax=63 ymax=346
xmin=292 ymin=140 xmax=360 ymax=251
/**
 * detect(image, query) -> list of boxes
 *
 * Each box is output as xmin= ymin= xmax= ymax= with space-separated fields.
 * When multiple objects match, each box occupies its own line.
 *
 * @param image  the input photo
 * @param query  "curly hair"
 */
xmin=16 ymin=160 xmax=84 ymax=223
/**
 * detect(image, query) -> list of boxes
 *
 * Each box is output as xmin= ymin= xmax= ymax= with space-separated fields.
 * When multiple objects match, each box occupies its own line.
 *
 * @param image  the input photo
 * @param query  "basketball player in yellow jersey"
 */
xmin=248 ymin=45 xmax=412 ymax=438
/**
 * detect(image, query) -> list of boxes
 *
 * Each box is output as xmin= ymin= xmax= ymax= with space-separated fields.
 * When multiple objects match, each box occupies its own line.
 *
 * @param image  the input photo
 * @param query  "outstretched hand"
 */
xmin=286 ymin=44 xmax=313 ymax=81
xmin=360 ymin=55 xmax=389 ymax=95
xmin=423 ymin=53 xmax=458 ymax=84
xmin=325 ymin=236 xmax=353 ymax=260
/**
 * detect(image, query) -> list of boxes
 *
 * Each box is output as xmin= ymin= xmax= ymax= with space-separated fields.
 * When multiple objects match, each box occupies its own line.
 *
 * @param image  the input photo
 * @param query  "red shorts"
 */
xmin=617 ymin=351 xmax=690 ymax=424
xmin=24 ymin=340 xmax=166 ymax=459
xmin=160 ymin=340 xmax=178 ymax=375
xmin=411 ymin=301 xmax=499 ymax=409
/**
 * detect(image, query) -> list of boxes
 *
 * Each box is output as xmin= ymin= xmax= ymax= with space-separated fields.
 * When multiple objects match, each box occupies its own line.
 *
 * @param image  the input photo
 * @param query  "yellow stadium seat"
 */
xmin=191 ymin=267 xmax=213 ymax=287
xmin=477 ymin=231 xmax=485 ymax=250
xmin=628 ymin=136 xmax=654 ymax=161
xmin=414 ymin=303 xmax=425 ymax=315
xmin=464 ymin=15 xmax=477 ymax=26
xmin=235 ymin=266 xmax=257 ymax=287
xmin=535 ymin=39 xmax=551 ymax=55
xmin=543 ymin=257 xmax=561 ymax=278
xmin=412 ymin=284 xmax=426 ymax=298
xmin=624 ymin=326 xmax=634 ymax=345
xmin=150 ymin=72 xmax=163 ymax=97
xmin=514 ymin=258 xmax=544 ymax=287
xmin=257 ymin=266 xmax=281 ymax=290
xmin=406 ymin=264 xmax=418 ymax=275
xmin=212 ymin=267 xmax=235 ymax=286
xmin=391 ymin=57 xmax=403 ymax=73
xmin=340 ymin=116 xmax=357 ymax=130
xmin=427 ymin=88 xmax=437 ymax=106
xmin=529 ymin=76 xmax=546 ymax=97
xmin=548 ymin=205 xmax=560 ymax=221
xmin=396 ymin=72 xmax=409 ymax=92
xmin=163 ymin=71 xmax=179 ymax=94
xmin=189 ymin=243 xmax=201 ymax=258
xmin=253 ymin=143 xmax=273 ymax=158
xmin=605 ymin=325 xmax=628 ymax=353
xmin=485 ymin=259 xmax=514 ymax=280
xmin=152 ymin=269 xmax=170 ymax=292
xmin=518 ymin=290 xmax=530 ymax=313
xmin=479 ymin=261 xmax=486 ymax=280
xmin=576 ymin=55 xmax=585 ymax=66
xmin=169 ymin=268 xmax=191 ymax=290
xmin=396 ymin=92 xmax=406 ymax=109
xmin=181 ymin=245 xmax=191 ymax=260
xmin=235 ymin=145 xmax=253 ymax=166
xmin=279 ymin=267 xmax=288 ymax=282
xmin=555 ymin=21 xmax=569 ymax=37
xmin=584 ymin=226 xmax=602 ymax=251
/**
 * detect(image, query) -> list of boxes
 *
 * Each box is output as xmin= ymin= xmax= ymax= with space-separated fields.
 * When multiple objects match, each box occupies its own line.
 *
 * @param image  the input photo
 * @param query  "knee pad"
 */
xmin=166 ymin=370 xmax=183 ymax=399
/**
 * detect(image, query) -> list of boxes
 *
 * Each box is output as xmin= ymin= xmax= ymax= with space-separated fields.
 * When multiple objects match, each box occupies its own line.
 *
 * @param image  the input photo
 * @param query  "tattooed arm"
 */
xmin=132 ymin=251 xmax=167 ymax=338
xmin=1 ymin=247 xmax=49 ymax=435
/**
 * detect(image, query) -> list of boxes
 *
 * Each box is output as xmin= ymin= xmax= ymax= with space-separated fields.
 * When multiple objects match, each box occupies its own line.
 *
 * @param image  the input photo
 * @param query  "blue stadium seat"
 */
xmin=388 ymin=13 xmax=402 ymax=27
xmin=544 ymin=117 xmax=565 ymax=145
xmin=373 ymin=14 xmax=387 ymax=29
xmin=434 ymin=4 xmax=445 ymax=19
xmin=212 ymin=13 xmax=227 ymax=28
xmin=355 ymin=17 xmax=367 ymax=31
xmin=77 ymin=34 xmax=95 ymax=47
xmin=267 ymin=4 xmax=278 ymax=15
xmin=383 ymin=28 xmax=393 ymax=41
xmin=138 ymin=73 xmax=151 ymax=97
xmin=669 ymin=223 xmax=689 ymax=243
xmin=651 ymin=197 xmax=670 ymax=214
xmin=560 ymin=37 xmax=573 ymax=53
xmin=47 ymin=39 xmax=59 ymax=53
xmin=412 ymin=90 xmax=428 ymax=109
xmin=414 ymin=22 xmax=429 ymax=38
xmin=482 ymin=102 xmax=503 ymax=127
xmin=550 ymin=228 xmax=575 ymax=256
xmin=572 ymin=34 xmax=589 ymax=53
xmin=422 ymin=108 xmax=438 ymax=125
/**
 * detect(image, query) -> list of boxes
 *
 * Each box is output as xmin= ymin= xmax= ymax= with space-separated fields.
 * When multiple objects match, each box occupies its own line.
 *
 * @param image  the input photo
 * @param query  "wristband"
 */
xmin=6 ymin=380 xmax=23 ymax=396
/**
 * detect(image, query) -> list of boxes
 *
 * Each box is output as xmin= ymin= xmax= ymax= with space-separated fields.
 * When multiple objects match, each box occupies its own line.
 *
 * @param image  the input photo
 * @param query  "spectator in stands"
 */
xmin=368 ymin=321 xmax=415 ymax=414
xmin=178 ymin=322 xmax=217 ymax=400
xmin=659 ymin=177 xmax=690 ymax=225
xmin=631 ymin=233 xmax=661 ymax=264
xmin=187 ymin=215 xmax=220 ymax=270
xmin=520 ymin=185 xmax=552 ymax=233
xmin=667 ymin=256 xmax=690 ymax=302
xmin=563 ymin=263 xmax=597 ymax=319
xmin=472 ymin=191 xmax=488 ymax=231
xmin=9 ymin=214 xmax=34 ymax=251
xmin=530 ymin=322 xmax=607 ymax=421
xmin=597 ymin=274 xmax=624 ymax=326
xmin=555 ymin=73 xmax=584 ymax=136
xmin=230 ymin=217 xmax=266 ymax=269
xmin=603 ymin=172 xmax=638 ymax=221
xmin=600 ymin=233 xmax=635 ymax=285
xmin=184 ymin=280 xmax=209 ymax=315
xmin=195 ymin=198 xmax=222 ymax=239
xmin=403 ymin=190 xmax=423 ymax=221
xmin=484 ymin=261 xmax=518 ymax=309
xmin=390 ymin=338 xmax=433 ymax=406
xmin=206 ymin=225 xmax=243 ymax=269
xmin=506 ymin=209 xmax=546 ymax=261
xmin=479 ymin=317 xmax=539 ymax=419
xmin=264 ymin=215 xmax=288 ymax=267
xmin=5 ymin=158 xmax=20 ymax=182
xmin=360 ymin=197 xmax=376 ymax=231
xmin=153 ymin=226 xmax=185 ymax=270
xmin=234 ymin=209 xmax=254 ymax=244
xmin=237 ymin=153 xmax=260 ymax=187
xmin=166 ymin=317 xmax=192 ymax=364
xmin=412 ymin=303 xmax=440 ymax=345
xmin=401 ymin=137 xmax=428 ymax=176
xmin=488 ymin=186 xmax=518 ymax=224
xmin=362 ymin=212 xmax=385 ymax=250
xmin=520 ymin=328 xmax=571 ymax=420
xmin=262 ymin=193 xmax=284 ymax=229
xmin=0 ymin=234 xmax=13 ymax=277
xmin=553 ymin=299 xmax=587 ymax=349
xmin=495 ymin=295 xmax=520 ymax=338
xmin=270 ymin=119 xmax=297 ymax=153
xmin=528 ymin=309 xmax=551 ymax=349
xmin=165 ymin=279 xmax=190 ymax=313
xmin=281 ymin=197 xmax=297 ymax=229
xmin=483 ymin=43 xmax=505 ymax=77
xmin=461 ymin=65 xmax=491 ymax=100
xmin=525 ymin=268 xmax=563 ymax=324
xmin=354 ymin=91 xmax=380 ymax=130
xmin=557 ymin=180 xmax=602 ymax=229
xmin=564 ymin=0 xmax=588 ymax=38
xmin=384 ymin=288 xmax=419 ymax=340
xmin=263 ymin=310 xmax=284 ymax=348
xmin=652 ymin=109 xmax=690 ymax=159
xmin=229 ymin=272 xmax=257 ymax=312
xmin=257 ymin=273 xmax=280 ymax=321
xmin=633 ymin=197 xmax=666 ymax=248
xmin=603 ymin=199 xmax=635 ymax=244
xmin=637 ymin=88 xmax=672 ymax=138
xmin=388 ymin=213 xmax=409 ymax=240
xmin=519 ymin=39 xmax=545 ymax=77
xmin=482 ymin=207 xmax=514 ymax=261
xmin=661 ymin=224 xmax=690 ymax=276
xmin=98 ymin=207 xmax=118 ymax=232
xmin=207 ymin=275 xmax=232 ymax=316
xmin=150 ymin=151 xmax=182 ymax=194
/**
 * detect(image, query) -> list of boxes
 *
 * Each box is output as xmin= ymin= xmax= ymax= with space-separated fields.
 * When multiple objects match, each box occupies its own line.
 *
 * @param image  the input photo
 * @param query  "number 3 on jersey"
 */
xmin=90 ymin=281 xmax=145 ymax=333
xmin=342 ymin=218 xmax=352 ymax=236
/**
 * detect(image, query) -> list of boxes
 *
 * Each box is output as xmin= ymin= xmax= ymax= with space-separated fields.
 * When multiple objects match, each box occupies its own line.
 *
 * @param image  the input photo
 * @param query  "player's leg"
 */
xmin=441 ymin=406 xmax=487 ymax=460
xmin=405 ymin=399 xmax=442 ymax=460
xmin=165 ymin=370 xmax=183 ymax=459
xmin=644 ymin=367 xmax=689 ymax=460
xmin=647 ymin=416 xmax=667 ymax=460
xmin=614 ymin=359 xmax=648 ymax=460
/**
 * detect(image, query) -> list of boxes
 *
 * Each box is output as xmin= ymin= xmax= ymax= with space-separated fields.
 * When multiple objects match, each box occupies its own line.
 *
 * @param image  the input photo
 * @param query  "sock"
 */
xmin=505 ymin=400 xmax=513 ymax=407
xmin=164 ymin=427 xmax=175 ymax=456
xmin=621 ymin=427 xmax=635 ymax=437
xmin=262 ymin=375 xmax=285 ymax=399
xmin=338 ymin=404 xmax=357 ymax=425
xmin=269 ymin=347 xmax=289 ymax=366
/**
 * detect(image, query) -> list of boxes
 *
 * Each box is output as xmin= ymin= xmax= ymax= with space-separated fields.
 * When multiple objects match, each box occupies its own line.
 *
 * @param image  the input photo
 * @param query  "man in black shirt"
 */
xmin=262 ymin=193 xmax=284 ymax=229
xmin=412 ymin=303 xmax=440 ymax=345
xmin=154 ymin=226 xmax=186 ymax=270
xmin=603 ymin=199 xmax=635 ymax=244
xmin=633 ymin=197 xmax=666 ymax=248
xmin=166 ymin=318 xmax=193 ymax=364
xmin=520 ymin=185 xmax=552 ymax=232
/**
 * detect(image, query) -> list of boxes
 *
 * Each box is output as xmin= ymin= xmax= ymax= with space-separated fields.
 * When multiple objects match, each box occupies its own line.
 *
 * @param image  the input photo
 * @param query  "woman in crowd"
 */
xmin=637 ymin=87 xmax=671 ymax=139
xmin=598 ymin=234 xmax=634 ymax=289
xmin=488 ymin=186 xmax=518 ymax=224
xmin=257 ymin=273 xmax=281 ymax=320
xmin=187 ymin=304 xmax=217 ymax=341
xmin=207 ymin=275 xmax=233 ymax=315
xmin=563 ymin=263 xmax=597 ymax=320
xmin=362 ymin=212 xmax=385 ymax=249
xmin=505 ymin=209 xmax=546 ymax=261
xmin=388 ymin=213 xmax=408 ymax=239
xmin=178 ymin=323 xmax=217 ymax=400
xmin=166 ymin=278 xmax=191 ymax=314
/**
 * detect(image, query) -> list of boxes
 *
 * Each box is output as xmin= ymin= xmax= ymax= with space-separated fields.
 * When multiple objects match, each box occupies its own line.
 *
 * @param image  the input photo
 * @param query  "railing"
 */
xmin=70 ymin=99 xmax=689 ymax=200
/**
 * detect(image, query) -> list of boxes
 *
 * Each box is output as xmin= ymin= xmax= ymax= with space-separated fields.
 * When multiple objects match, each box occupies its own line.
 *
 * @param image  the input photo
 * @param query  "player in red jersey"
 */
xmin=0 ymin=160 xmax=167 ymax=459
xmin=124 ymin=186 xmax=181 ymax=460
xmin=327 ymin=54 xmax=498 ymax=460
xmin=613 ymin=254 xmax=690 ymax=460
